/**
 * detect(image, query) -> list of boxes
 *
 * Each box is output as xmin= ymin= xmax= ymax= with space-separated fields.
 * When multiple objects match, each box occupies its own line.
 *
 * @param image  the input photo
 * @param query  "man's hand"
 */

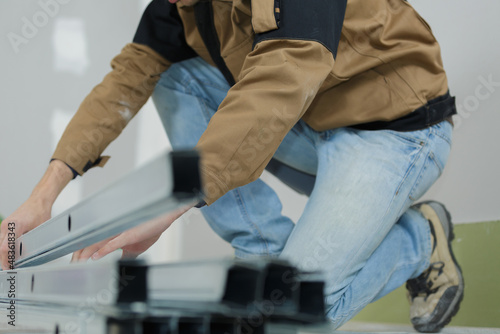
xmin=0 ymin=160 xmax=73 ymax=270
xmin=71 ymin=205 xmax=192 ymax=262
xmin=0 ymin=198 xmax=51 ymax=270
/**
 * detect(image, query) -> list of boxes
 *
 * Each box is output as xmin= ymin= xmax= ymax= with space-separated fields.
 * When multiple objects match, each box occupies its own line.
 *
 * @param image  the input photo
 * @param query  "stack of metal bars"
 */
xmin=0 ymin=151 xmax=327 ymax=334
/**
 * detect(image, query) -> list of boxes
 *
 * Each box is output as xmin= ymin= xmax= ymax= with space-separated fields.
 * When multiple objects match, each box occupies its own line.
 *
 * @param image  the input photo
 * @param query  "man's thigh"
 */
xmin=280 ymin=122 xmax=452 ymax=289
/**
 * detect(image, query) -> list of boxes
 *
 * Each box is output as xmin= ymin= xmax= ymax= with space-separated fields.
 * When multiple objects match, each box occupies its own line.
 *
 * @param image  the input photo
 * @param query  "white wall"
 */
xmin=1 ymin=1 xmax=174 ymax=263
xmin=0 ymin=1 xmax=499 ymax=265
xmin=412 ymin=1 xmax=500 ymax=223
xmin=0 ymin=0 xmax=143 ymax=213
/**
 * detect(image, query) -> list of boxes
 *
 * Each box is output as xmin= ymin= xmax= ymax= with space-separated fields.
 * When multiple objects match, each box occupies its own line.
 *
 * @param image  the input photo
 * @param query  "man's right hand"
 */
xmin=0 ymin=198 xmax=52 ymax=270
xmin=0 ymin=160 xmax=74 ymax=270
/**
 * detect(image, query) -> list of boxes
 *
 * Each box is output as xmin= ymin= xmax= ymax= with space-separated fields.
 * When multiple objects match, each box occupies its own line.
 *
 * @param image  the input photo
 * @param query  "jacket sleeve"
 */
xmin=52 ymin=0 xmax=195 ymax=175
xmin=197 ymin=39 xmax=335 ymax=205
xmin=51 ymin=43 xmax=170 ymax=174
xmin=196 ymin=0 xmax=346 ymax=205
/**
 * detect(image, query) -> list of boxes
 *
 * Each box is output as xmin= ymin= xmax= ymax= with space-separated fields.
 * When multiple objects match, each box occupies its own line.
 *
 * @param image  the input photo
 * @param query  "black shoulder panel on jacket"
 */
xmin=253 ymin=0 xmax=347 ymax=58
xmin=133 ymin=0 xmax=197 ymax=63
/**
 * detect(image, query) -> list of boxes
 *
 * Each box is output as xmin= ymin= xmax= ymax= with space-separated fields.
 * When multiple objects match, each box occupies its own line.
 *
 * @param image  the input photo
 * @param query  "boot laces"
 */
xmin=406 ymin=261 xmax=445 ymax=301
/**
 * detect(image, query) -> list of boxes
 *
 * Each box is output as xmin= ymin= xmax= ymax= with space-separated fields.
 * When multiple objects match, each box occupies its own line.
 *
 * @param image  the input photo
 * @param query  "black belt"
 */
xmin=351 ymin=92 xmax=457 ymax=132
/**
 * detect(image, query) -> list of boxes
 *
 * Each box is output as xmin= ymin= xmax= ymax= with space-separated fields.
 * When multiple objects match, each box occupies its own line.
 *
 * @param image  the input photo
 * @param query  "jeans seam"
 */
xmin=385 ymin=129 xmax=429 ymax=147
xmin=429 ymin=151 xmax=444 ymax=175
xmin=388 ymin=131 xmax=432 ymax=218
xmin=199 ymin=95 xmax=217 ymax=124
xmin=409 ymin=158 xmax=428 ymax=201
xmin=234 ymin=189 xmax=270 ymax=255
xmin=392 ymin=144 xmax=427 ymax=208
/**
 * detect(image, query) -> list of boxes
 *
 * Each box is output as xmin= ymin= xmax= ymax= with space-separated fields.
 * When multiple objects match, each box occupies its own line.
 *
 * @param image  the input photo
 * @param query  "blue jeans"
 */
xmin=152 ymin=57 xmax=453 ymax=328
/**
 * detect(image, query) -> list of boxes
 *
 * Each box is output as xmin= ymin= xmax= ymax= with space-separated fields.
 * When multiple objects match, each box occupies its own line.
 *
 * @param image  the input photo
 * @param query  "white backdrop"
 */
xmin=1 ymin=1 xmax=499 ymax=262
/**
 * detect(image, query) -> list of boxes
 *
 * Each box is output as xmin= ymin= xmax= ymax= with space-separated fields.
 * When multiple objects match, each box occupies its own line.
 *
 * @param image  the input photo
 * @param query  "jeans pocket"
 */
xmin=408 ymin=132 xmax=452 ymax=202
xmin=384 ymin=129 xmax=428 ymax=149
xmin=429 ymin=121 xmax=453 ymax=175
xmin=429 ymin=151 xmax=446 ymax=176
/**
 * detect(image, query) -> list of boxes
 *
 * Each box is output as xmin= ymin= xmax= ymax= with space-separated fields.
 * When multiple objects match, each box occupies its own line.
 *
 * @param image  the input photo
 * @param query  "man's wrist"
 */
xmin=49 ymin=159 xmax=77 ymax=180
xmin=50 ymin=159 xmax=79 ymax=179
xmin=30 ymin=160 xmax=73 ymax=207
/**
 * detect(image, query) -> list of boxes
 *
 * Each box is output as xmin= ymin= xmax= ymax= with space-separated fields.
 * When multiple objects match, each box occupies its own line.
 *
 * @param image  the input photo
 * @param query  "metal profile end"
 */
xmin=170 ymin=150 xmax=203 ymax=198
xmin=298 ymin=281 xmax=326 ymax=321
xmin=222 ymin=266 xmax=260 ymax=307
xmin=117 ymin=260 xmax=148 ymax=304
xmin=262 ymin=263 xmax=300 ymax=312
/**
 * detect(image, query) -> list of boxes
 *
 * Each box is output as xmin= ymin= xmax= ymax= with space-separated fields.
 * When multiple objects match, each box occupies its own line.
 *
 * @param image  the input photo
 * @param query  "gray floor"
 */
xmin=296 ymin=322 xmax=500 ymax=334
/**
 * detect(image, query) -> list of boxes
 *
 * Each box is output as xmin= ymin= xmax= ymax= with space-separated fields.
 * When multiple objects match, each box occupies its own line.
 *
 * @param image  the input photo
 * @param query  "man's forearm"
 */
xmin=30 ymin=159 xmax=74 ymax=207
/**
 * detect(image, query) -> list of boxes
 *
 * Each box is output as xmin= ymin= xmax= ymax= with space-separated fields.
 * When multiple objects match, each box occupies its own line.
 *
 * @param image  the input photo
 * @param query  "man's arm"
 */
xmin=0 ymin=1 xmax=194 ymax=267
xmin=0 ymin=160 xmax=73 ymax=269
xmin=0 ymin=42 xmax=172 ymax=270
xmin=51 ymin=43 xmax=171 ymax=175
xmin=197 ymin=0 xmax=347 ymax=204
xmin=52 ymin=0 xmax=194 ymax=175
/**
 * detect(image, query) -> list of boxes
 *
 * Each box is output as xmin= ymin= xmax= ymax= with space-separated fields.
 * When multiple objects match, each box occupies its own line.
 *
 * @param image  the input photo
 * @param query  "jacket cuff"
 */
xmin=50 ymin=152 xmax=110 ymax=176
xmin=200 ymin=167 xmax=229 ymax=206
xmin=50 ymin=159 xmax=79 ymax=179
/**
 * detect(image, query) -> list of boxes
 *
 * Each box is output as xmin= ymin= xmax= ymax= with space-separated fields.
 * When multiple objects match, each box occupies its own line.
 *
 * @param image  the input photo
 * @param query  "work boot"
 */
xmin=406 ymin=201 xmax=464 ymax=333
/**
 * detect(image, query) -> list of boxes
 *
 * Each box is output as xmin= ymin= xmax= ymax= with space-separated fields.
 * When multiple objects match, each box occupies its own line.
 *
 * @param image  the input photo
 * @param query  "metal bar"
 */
xmin=12 ymin=150 xmax=202 ymax=268
xmin=0 ymin=301 xmax=110 ymax=334
xmin=0 ymin=258 xmax=327 ymax=333
xmin=147 ymin=259 xmax=300 ymax=311
xmin=0 ymin=302 xmax=329 ymax=334
xmin=2 ymin=259 xmax=299 ymax=312
xmin=148 ymin=259 xmax=261 ymax=310
xmin=2 ymin=257 xmax=324 ymax=328
xmin=0 ymin=261 xmax=147 ymax=307
xmin=147 ymin=258 xmax=320 ymax=321
xmin=0 ymin=301 xmax=150 ymax=334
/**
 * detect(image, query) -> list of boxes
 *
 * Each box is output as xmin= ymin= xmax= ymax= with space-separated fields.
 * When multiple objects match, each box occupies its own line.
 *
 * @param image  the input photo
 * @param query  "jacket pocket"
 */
xmin=251 ymin=0 xmax=280 ymax=33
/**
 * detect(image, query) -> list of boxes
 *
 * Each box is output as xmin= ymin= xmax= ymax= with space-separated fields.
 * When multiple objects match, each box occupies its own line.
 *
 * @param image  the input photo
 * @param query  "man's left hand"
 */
xmin=71 ymin=205 xmax=192 ymax=262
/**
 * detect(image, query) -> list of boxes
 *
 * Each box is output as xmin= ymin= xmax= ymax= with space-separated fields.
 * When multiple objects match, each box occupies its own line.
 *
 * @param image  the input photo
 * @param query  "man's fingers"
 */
xmin=0 ymin=228 xmax=11 ymax=270
xmin=0 ymin=220 xmax=24 ymax=270
xmin=71 ymin=237 xmax=115 ymax=263
xmin=91 ymin=235 xmax=125 ymax=261
xmin=0 ymin=242 xmax=10 ymax=270
xmin=71 ymin=249 xmax=82 ymax=262
xmin=72 ymin=245 xmax=99 ymax=262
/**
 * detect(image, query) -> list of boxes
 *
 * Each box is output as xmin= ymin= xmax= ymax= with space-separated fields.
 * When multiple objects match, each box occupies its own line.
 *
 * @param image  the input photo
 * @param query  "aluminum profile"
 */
xmin=0 ymin=258 xmax=327 ymax=332
xmin=147 ymin=259 xmax=309 ymax=319
xmin=0 ymin=303 xmax=327 ymax=334
xmin=148 ymin=259 xmax=262 ymax=309
xmin=12 ymin=150 xmax=202 ymax=268
xmin=0 ymin=260 xmax=147 ymax=307
xmin=0 ymin=301 xmax=142 ymax=334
